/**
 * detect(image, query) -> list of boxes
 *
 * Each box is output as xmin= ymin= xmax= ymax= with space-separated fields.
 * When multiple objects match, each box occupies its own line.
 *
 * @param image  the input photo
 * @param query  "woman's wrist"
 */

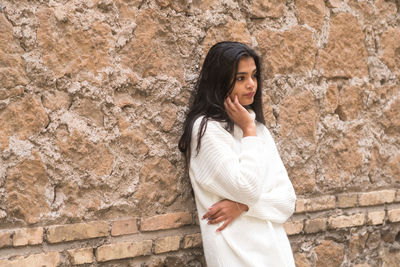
xmin=243 ymin=128 xmax=257 ymax=137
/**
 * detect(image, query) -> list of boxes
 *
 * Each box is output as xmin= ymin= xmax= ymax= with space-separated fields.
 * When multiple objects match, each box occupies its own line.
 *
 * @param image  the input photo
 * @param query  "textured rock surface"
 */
xmin=319 ymin=13 xmax=368 ymax=78
xmin=0 ymin=0 xmax=399 ymax=265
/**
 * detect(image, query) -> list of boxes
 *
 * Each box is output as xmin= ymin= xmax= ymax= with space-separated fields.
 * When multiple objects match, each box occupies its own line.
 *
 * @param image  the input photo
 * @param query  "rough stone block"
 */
xmin=337 ymin=193 xmax=358 ymax=208
xmin=13 ymin=227 xmax=43 ymax=246
xmin=388 ymin=209 xmax=400 ymax=222
xmin=283 ymin=220 xmax=303 ymax=235
xmin=154 ymin=235 xmax=181 ymax=254
xmin=359 ymin=190 xmax=396 ymax=206
xmin=295 ymin=196 xmax=335 ymax=213
xmin=0 ymin=231 xmax=11 ymax=248
xmin=367 ymin=211 xmax=386 ymax=225
xmin=183 ymin=233 xmax=202 ymax=249
xmin=395 ymin=190 xmax=400 ymax=202
xmin=67 ymin=247 xmax=94 ymax=265
xmin=328 ymin=214 xmax=365 ymax=229
xmin=140 ymin=212 xmax=192 ymax=231
xmin=96 ymin=240 xmax=152 ymax=262
xmin=111 ymin=218 xmax=138 ymax=236
xmin=47 ymin=221 xmax=108 ymax=243
xmin=304 ymin=218 xmax=327 ymax=233
xmin=0 ymin=251 xmax=60 ymax=267
xmin=315 ymin=240 xmax=345 ymax=267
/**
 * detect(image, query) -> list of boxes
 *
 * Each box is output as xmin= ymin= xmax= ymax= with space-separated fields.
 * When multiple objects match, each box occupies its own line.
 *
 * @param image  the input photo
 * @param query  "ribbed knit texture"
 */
xmin=189 ymin=111 xmax=297 ymax=267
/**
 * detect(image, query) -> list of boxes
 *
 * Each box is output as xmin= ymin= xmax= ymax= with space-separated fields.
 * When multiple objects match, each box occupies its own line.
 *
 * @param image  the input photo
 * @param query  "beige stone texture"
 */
xmin=295 ymin=195 xmax=336 ymax=213
xmin=319 ymin=13 xmax=368 ymax=78
xmin=388 ymin=154 xmax=400 ymax=181
xmin=202 ymin=18 xmax=252 ymax=59
xmin=256 ymin=26 xmax=317 ymax=77
xmin=135 ymin=157 xmax=179 ymax=208
xmin=0 ymin=231 xmax=11 ymax=248
xmin=0 ymin=14 xmax=28 ymax=89
xmin=67 ymin=247 xmax=94 ymax=265
xmin=37 ymin=8 xmax=113 ymax=80
xmin=348 ymin=0 xmax=374 ymax=18
xmin=118 ymin=116 xmax=149 ymax=156
xmin=283 ymin=220 xmax=303 ymax=235
xmin=96 ymin=240 xmax=152 ymax=262
xmin=160 ymin=103 xmax=178 ymax=132
xmin=0 ymin=87 xmax=24 ymax=101
xmin=279 ymin=91 xmax=318 ymax=145
xmin=46 ymin=221 xmax=108 ymax=243
xmin=320 ymin=128 xmax=363 ymax=189
xmin=337 ymin=193 xmax=358 ymax=208
xmin=73 ymin=98 xmax=104 ymax=127
xmin=279 ymin=91 xmax=318 ymax=194
xmin=141 ymin=212 xmax=192 ymax=231
xmin=57 ymin=129 xmax=114 ymax=176
xmin=315 ymin=240 xmax=344 ymax=267
xmin=349 ymin=232 xmax=368 ymax=259
xmin=382 ymin=248 xmax=400 ymax=267
xmin=5 ymin=152 xmax=51 ymax=224
xmin=380 ymin=27 xmax=400 ymax=78
xmin=120 ymin=9 xmax=185 ymax=82
xmin=381 ymin=98 xmax=400 ymax=136
xmin=304 ymin=218 xmax=327 ymax=233
xmin=294 ymin=252 xmax=311 ymax=267
xmin=328 ymin=213 xmax=365 ymax=229
xmin=250 ymin=0 xmax=287 ymax=19
xmin=367 ymin=211 xmax=385 ymax=225
xmin=353 ymin=264 xmax=371 ymax=267
xmin=42 ymin=91 xmax=72 ymax=112
xmin=0 ymin=252 xmax=60 ymax=267
xmin=154 ymin=235 xmax=181 ymax=254
xmin=358 ymin=189 xmax=396 ymax=206
xmin=326 ymin=0 xmax=341 ymax=8
xmin=324 ymin=84 xmax=339 ymax=114
xmin=111 ymin=218 xmax=138 ymax=236
xmin=13 ymin=227 xmax=43 ymax=246
xmin=388 ymin=209 xmax=400 ymax=223
xmin=295 ymin=0 xmax=325 ymax=30
xmin=336 ymin=85 xmax=365 ymax=121
xmin=0 ymin=95 xmax=49 ymax=150
xmin=396 ymin=190 xmax=400 ymax=202
xmin=262 ymin=94 xmax=276 ymax=128
xmin=183 ymin=233 xmax=202 ymax=249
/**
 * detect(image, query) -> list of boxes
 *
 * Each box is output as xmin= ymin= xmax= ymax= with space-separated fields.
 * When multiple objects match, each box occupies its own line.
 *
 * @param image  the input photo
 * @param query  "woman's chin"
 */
xmin=240 ymin=99 xmax=254 ymax=106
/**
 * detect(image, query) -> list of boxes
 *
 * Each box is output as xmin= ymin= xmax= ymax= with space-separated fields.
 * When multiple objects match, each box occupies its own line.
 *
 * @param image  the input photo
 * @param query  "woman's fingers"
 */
xmin=208 ymin=215 xmax=226 ymax=225
xmin=216 ymin=220 xmax=231 ymax=232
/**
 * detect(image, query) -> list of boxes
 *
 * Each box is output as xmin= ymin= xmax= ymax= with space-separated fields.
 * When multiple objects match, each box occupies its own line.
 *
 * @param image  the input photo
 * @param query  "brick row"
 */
xmin=295 ymin=189 xmax=399 ymax=213
xmin=285 ymin=207 xmax=400 ymax=235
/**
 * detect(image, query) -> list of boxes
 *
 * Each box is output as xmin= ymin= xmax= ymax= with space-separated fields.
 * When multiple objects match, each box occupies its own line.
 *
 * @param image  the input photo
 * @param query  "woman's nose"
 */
xmin=247 ymin=77 xmax=255 ymax=89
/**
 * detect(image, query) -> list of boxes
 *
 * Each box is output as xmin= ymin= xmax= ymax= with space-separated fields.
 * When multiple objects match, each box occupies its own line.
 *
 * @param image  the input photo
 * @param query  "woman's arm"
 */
xmin=190 ymin=119 xmax=267 ymax=205
xmin=202 ymin=199 xmax=248 ymax=232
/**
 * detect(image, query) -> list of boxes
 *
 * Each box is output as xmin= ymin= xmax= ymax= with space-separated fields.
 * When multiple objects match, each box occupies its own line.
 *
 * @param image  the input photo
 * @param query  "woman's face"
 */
xmin=228 ymin=57 xmax=257 ymax=106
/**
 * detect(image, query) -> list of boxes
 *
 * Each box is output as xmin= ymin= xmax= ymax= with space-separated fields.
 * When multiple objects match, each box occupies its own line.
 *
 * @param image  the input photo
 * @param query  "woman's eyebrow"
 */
xmin=236 ymin=69 xmax=257 ymax=75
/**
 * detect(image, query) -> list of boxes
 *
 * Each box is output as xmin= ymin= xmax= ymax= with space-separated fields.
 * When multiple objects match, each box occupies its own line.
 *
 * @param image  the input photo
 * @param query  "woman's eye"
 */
xmin=236 ymin=76 xmax=244 ymax=81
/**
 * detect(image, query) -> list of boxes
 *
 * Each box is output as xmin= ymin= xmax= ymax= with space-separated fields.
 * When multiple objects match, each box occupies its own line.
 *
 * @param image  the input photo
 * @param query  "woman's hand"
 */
xmin=202 ymin=199 xmax=249 ymax=232
xmin=224 ymin=95 xmax=256 ymax=137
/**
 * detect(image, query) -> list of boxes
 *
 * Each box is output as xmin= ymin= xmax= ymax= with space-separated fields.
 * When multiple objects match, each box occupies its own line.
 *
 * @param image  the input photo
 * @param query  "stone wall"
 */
xmin=0 ymin=0 xmax=399 ymax=266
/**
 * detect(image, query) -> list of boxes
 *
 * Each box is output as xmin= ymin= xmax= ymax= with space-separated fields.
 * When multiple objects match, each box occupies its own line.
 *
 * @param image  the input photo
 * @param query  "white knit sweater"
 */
xmin=189 ymin=111 xmax=296 ymax=267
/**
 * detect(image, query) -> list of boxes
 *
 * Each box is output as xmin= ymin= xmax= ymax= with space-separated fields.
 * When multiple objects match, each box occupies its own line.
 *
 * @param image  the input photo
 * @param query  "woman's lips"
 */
xmin=245 ymin=92 xmax=255 ymax=97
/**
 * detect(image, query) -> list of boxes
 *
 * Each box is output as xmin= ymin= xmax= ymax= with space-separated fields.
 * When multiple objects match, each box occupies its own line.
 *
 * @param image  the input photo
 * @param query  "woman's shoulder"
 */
xmin=192 ymin=116 xmax=230 ymax=137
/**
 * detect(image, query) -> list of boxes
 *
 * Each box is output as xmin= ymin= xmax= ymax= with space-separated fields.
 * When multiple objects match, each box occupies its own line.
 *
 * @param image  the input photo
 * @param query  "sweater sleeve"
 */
xmin=244 ymin=127 xmax=296 ymax=223
xmin=189 ymin=118 xmax=267 ymax=205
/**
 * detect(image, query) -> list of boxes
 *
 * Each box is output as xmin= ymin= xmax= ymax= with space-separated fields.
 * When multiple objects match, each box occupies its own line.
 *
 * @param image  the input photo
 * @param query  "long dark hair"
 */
xmin=178 ymin=41 xmax=265 ymax=163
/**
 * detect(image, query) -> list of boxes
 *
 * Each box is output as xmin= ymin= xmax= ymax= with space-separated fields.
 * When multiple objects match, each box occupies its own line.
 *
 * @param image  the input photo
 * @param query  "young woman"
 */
xmin=179 ymin=42 xmax=296 ymax=266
